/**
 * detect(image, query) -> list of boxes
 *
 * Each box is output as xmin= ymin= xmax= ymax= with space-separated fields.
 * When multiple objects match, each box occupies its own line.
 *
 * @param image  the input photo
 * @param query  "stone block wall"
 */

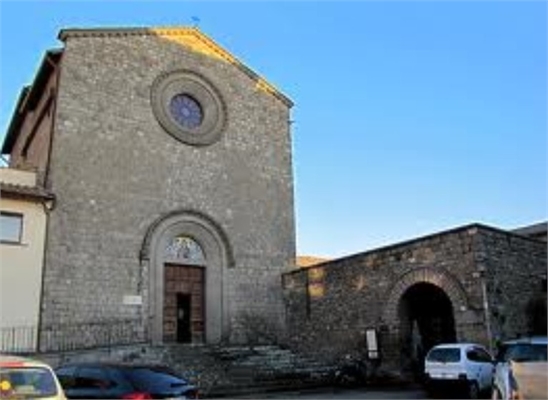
xmin=227 ymin=266 xmax=286 ymax=344
xmin=476 ymin=228 xmax=547 ymax=340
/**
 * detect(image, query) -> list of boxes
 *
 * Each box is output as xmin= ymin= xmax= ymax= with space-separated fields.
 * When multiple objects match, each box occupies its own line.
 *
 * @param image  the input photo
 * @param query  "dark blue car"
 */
xmin=55 ymin=363 xmax=198 ymax=399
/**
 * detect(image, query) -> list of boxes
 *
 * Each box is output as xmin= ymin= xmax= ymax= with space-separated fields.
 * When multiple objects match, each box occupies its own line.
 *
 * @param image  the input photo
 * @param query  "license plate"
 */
xmin=432 ymin=372 xmax=456 ymax=379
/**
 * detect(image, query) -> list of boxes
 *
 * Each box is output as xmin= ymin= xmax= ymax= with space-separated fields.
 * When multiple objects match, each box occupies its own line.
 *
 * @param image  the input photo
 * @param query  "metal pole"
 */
xmin=480 ymin=272 xmax=493 ymax=354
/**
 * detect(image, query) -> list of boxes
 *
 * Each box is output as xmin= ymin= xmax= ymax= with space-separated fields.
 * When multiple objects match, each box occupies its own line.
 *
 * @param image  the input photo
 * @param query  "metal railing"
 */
xmin=0 ymin=319 xmax=147 ymax=354
xmin=0 ymin=325 xmax=38 ymax=354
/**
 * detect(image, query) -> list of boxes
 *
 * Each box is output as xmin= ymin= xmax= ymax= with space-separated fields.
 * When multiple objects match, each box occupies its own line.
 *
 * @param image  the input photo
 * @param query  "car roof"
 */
xmin=502 ymin=336 xmax=548 ymax=345
xmin=0 ymin=355 xmax=53 ymax=369
xmin=56 ymin=362 xmax=171 ymax=370
xmin=429 ymin=343 xmax=486 ymax=350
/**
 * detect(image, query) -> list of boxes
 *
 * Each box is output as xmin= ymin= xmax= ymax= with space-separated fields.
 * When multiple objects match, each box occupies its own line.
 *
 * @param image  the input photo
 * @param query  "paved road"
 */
xmin=213 ymin=386 xmax=427 ymax=399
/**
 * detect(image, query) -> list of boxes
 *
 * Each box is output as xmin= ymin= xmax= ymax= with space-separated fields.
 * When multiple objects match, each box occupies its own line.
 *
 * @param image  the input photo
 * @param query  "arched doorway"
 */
xmin=142 ymin=210 xmax=233 ymax=344
xmin=398 ymin=282 xmax=456 ymax=376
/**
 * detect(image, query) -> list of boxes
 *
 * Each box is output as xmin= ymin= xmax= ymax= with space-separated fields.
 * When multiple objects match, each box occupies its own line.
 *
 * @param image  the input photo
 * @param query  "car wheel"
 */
xmin=425 ymin=386 xmax=437 ymax=398
xmin=334 ymin=372 xmax=353 ymax=387
xmin=467 ymin=381 xmax=479 ymax=399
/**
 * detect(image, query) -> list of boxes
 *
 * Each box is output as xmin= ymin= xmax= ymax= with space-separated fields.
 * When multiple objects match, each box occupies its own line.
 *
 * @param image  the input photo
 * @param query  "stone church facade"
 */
xmin=2 ymin=27 xmax=295 ymax=346
xmin=1 ymin=26 xmax=546 ymax=378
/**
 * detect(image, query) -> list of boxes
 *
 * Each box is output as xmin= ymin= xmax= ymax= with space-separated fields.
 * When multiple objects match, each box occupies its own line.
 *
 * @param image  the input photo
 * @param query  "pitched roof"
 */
xmin=2 ymin=50 xmax=62 ymax=155
xmin=0 ymin=182 xmax=55 ymax=201
xmin=58 ymin=26 xmax=293 ymax=108
xmin=296 ymin=256 xmax=330 ymax=268
xmin=511 ymin=222 xmax=547 ymax=239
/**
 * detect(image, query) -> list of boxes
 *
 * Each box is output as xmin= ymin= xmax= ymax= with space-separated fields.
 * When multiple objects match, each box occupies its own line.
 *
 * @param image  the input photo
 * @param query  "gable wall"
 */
xmin=40 ymin=33 xmax=295 ymax=342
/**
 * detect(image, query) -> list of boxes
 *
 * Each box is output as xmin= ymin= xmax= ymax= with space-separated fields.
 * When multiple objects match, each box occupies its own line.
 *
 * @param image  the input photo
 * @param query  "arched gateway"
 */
xmin=382 ymin=268 xmax=469 ymax=372
xmin=141 ymin=210 xmax=233 ymax=344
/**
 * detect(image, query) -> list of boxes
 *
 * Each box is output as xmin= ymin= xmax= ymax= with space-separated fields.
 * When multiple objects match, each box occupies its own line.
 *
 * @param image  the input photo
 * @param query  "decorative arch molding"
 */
xmin=140 ymin=209 xmax=234 ymax=267
xmin=382 ymin=267 xmax=469 ymax=327
xmin=141 ymin=209 xmax=233 ymax=344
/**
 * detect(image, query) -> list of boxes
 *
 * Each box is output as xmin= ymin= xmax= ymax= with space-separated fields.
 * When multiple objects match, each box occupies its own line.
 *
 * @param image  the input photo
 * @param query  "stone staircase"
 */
xmin=161 ymin=344 xmax=335 ymax=397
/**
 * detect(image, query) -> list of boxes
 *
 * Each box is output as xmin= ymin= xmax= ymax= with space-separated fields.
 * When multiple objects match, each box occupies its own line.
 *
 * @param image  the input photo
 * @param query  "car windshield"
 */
xmin=124 ymin=366 xmax=189 ymax=394
xmin=496 ymin=343 xmax=548 ymax=363
xmin=0 ymin=367 xmax=58 ymax=399
xmin=427 ymin=348 xmax=461 ymax=363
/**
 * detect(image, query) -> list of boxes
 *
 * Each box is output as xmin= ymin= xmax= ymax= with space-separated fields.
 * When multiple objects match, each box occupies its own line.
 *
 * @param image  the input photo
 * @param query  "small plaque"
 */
xmin=366 ymin=328 xmax=379 ymax=359
xmin=123 ymin=295 xmax=142 ymax=305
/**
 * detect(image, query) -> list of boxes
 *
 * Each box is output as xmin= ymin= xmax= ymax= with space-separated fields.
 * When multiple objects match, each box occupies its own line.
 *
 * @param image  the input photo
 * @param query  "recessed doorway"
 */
xmin=163 ymin=264 xmax=205 ymax=343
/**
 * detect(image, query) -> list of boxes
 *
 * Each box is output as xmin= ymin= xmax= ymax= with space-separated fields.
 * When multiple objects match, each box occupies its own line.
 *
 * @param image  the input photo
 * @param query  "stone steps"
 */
xmin=163 ymin=344 xmax=335 ymax=397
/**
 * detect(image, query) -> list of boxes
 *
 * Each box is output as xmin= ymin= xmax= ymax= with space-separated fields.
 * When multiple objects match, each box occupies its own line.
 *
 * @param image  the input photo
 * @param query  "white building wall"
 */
xmin=0 ymin=169 xmax=48 ymax=351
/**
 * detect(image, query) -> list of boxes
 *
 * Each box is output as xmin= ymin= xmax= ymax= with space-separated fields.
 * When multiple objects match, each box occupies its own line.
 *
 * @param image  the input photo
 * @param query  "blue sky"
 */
xmin=0 ymin=1 xmax=546 ymax=258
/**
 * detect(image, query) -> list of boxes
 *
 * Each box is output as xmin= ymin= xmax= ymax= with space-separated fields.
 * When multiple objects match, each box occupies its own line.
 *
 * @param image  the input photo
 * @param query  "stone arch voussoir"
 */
xmin=140 ymin=208 xmax=233 ymax=266
xmin=382 ymin=267 xmax=469 ymax=327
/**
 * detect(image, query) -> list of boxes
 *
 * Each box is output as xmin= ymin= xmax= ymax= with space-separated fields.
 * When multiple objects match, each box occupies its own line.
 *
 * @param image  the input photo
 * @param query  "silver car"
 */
xmin=492 ymin=336 xmax=548 ymax=399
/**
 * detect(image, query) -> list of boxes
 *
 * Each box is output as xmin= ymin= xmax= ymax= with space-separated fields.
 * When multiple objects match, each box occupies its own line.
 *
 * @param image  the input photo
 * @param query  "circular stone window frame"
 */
xmin=151 ymin=70 xmax=226 ymax=146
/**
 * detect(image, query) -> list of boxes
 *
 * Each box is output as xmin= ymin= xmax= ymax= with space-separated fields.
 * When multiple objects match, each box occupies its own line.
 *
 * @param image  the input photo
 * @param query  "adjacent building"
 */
xmin=0 ymin=167 xmax=54 ymax=351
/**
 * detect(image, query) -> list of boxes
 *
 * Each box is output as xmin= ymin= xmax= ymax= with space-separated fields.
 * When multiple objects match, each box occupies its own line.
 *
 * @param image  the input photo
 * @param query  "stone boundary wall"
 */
xmin=282 ymin=224 xmax=547 ymax=373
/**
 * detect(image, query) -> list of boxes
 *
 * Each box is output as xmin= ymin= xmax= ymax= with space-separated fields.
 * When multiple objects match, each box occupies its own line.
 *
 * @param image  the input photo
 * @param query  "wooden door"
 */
xmin=164 ymin=264 xmax=205 ymax=343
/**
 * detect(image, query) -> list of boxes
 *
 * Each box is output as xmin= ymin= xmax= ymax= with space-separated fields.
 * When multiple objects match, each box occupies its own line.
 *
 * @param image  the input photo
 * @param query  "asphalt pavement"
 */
xmin=209 ymin=385 xmax=428 ymax=399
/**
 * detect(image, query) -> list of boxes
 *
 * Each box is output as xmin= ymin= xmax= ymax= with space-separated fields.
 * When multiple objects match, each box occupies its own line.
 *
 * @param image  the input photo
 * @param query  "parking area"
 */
xmin=214 ymin=385 xmax=428 ymax=399
xmin=211 ymin=384 xmax=499 ymax=399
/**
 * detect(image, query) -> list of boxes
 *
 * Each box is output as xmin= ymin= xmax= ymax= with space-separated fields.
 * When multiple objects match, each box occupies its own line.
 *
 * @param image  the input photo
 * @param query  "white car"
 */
xmin=0 ymin=355 xmax=66 ymax=400
xmin=424 ymin=343 xmax=495 ymax=398
xmin=491 ymin=336 xmax=547 ymax=399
